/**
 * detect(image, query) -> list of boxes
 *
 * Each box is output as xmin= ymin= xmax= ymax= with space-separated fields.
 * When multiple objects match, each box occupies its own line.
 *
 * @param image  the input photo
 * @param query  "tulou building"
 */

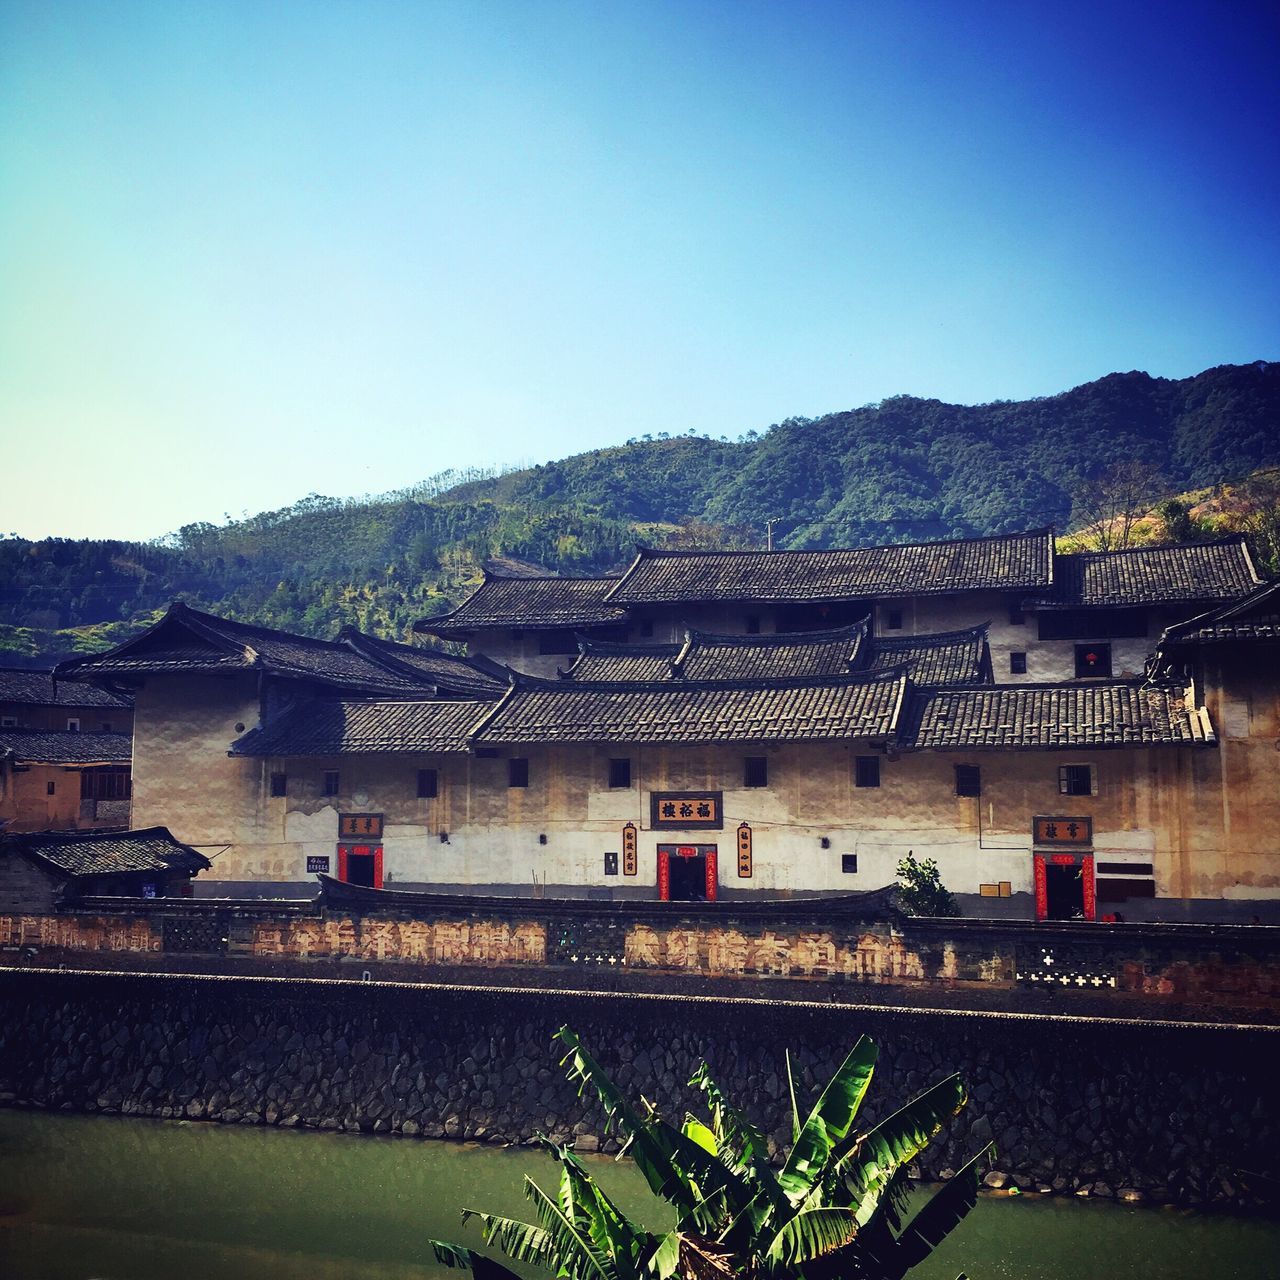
xmin=52 ymin=529 xmax=1279 ymax=923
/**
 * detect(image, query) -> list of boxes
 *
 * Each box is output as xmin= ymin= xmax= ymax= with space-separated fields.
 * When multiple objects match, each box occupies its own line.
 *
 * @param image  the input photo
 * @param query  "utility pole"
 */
xmin=765 ymin=518 xmax=778 ymax=552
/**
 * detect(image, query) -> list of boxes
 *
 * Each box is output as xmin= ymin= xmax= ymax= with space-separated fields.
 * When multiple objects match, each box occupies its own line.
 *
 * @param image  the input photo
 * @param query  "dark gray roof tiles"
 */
xmin=1157 ymin=579 xmax=1280 ymax=646
xmin=230 ymin=698 xmax=490 ymax=756
xmin=0 ymin=669 xmax=131 ymax=708
xmin=55 ymin=604 xmax=439 ymax=695
xmin=865 ymin=626 xmax=990 ymax=687
xmin=3 ymin=826 xmax=210 ymax=878
xmin=0 ymin=730 xmax=131 ymax=764
xmin=900 ymin=682 xmax=1214 ymax=751
xmin=604 ymin=529 xmax=1054 ymax=605
xmin=673 ymin=623 xmax=867 ymax=682
xmin=1027 ymin=539 xmax=1260 ymax=609
xmin=559 ymin=639 xmax=683 ymax=682
xmin=476 ymin=672 xmax=906 ymax=745
xmin=339 ymin=630 xmax=507 ymax=698
xmin=415 ymin=575 xmax=628 ymax=636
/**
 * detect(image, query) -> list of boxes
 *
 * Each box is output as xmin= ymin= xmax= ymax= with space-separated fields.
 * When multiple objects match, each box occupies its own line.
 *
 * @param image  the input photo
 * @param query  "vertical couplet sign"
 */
xmin=736 ymin=823 xmax=752 ymax=878
xmin=657 ymin=850 xmax=670 ymax=902
xmin=704 ymin=849 xmax=718 ymax=902
xmin=622 ymin=822 xmax=638 ymax=876
xmin=336 ymin=843 xmax=384 ymax=889
xmin=1033 ymin=855 xmax=1048 ymax=921
xmin=1082 ymin=855 xmax=1096 ymax=922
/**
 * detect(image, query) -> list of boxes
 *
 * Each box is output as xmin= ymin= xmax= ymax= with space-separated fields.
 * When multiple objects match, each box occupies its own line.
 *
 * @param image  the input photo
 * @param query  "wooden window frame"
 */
xmin=854 ymin=756 xmax=880 ymax=788
xmin=508 ymin=757 xmax=530 ymax=788
xmin=743 ymin=755 xmax=768 ymax=788
xmin=955 ymin=764 xmax=981 ymax=797
xmin=270 ymin=772 xmax=288 ymax=798
xmin=417 ymin=768 xmax=438 ymax=799
xmin=608 ymin=758 xmax=631 ymax=789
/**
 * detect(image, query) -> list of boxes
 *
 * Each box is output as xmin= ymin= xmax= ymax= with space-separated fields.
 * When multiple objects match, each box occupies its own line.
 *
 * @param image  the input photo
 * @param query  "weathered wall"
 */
xmin=208 ymin=737 xmax=1266 ymax=922
xmin=0 ymin=702 xmax=133 ymax=734
xmin=0 ymin=969 xmax=1274 ymax=1207
xmin=5 ymin=904 xmax=1278 ymax=1017
xmin=0 ymin=762 xmax=84 ymax=832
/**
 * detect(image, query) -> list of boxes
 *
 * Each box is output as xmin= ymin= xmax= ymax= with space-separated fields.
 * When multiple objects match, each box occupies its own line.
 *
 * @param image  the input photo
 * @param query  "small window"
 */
xmin=744 ymin=756 xmax=768 ymax=788
xmin=745 ymin=615 xmax=761 ymax=635
xmin=508 ymin=757 xmax=529 ymax=788
xmin=608 ymin=758 xmax=631 ymax=789
xmin=417 ymin=768 xmax=438 ymax=799
xmin=886 ymin=609 xmax=903 ymax=631
xmin=322 ymin=770 xmax=340 ymax=796
xmin=855 ymin=756 xmax=880 ymax=788
xmin=955 ymin=764 xmax=981 ymax=797
xmin=841 ymin=854 xmax=859 ymax=874
xmin=1059 ymin=764 xmax=1094 ymax=796
xmin=1074 ymin=643 xmax=1112 ymax=678
xmin=46 ymin=780 xmax=56 ymax=796
xmin=1008 ymin=604 xmax=1026 ymax=626
xmin=66 ymin=718 xmax=80 ymax=732
xmin=270 ymin=772 xmax=288 ymax=797
xmin=638 ymin=619 xmax=654 ymax=638
xmin=1010 ymin=652 xmax=1027 ymax=675
xmin=100 ymin=721 xmax=113 ymax=732
xmin=0 ymin=716 xmax=16 ymax=728
xmin=603 ymin=851 xmax=619 ymax=876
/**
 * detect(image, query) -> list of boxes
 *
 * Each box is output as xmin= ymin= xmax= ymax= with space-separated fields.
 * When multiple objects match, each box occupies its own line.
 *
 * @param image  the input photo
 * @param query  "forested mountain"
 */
xmin=2 ymin=361 xmax=1277 ymax=664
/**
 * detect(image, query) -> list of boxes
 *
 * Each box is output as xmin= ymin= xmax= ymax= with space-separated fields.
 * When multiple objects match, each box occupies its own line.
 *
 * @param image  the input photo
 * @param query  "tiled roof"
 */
xmin=865 ymin=626 xmax=990 ymax=687
xmin=339 ymin=630 xmax=507 ymax=699
xmin=1157 ymin=579 xmax=1280 ymax=646
xmin=560 ymin=639 xmax=683 ymax=682
xmin=899 ymin=682 xmax=1214 ymax=751
xmin=604 ymin=529 xmax=1054 ymax=605
xmin=0 ymin=669 xmax=131 ymax=708
xmin=229 ymin=699 xmax=488 ymax=756
xmin=415 ymin=575 xmax=627 ymax=636
xmin=1027 ymin=539 xmax=1260 ymax=609
xmin=673 ymin=623 xmax=867 ymax=682
xmin=475 ymin=672 xmax=906 ymax=744
xmin=55 ymin=604 xmax=436 ymax=695
xmin=0 ymin=730 xmax=131 ymax=765
xmin=3 ymin=826 xmax=209 ymax=878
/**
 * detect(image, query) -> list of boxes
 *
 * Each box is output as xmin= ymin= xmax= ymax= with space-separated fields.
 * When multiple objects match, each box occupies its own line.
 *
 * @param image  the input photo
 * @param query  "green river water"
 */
xmin=0 ymin=1110 xmax=1276 ymax=1280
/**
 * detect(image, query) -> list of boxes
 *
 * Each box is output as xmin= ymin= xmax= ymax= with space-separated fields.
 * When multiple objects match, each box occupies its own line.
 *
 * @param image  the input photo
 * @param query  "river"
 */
xmin=0 ymin=1110 xmax=1276 ymax=1280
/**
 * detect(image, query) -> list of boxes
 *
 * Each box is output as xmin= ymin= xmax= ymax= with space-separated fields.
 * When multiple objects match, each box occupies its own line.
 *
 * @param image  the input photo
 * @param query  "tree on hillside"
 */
xmin=1071 ymin=460 xmax=1168 ymax=551
xmin=1235 ymin=468 xmax=1280 ymax=576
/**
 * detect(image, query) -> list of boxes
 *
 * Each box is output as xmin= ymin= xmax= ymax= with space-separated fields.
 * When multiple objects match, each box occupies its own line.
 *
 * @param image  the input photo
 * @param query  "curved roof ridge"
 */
xmin=869 ymin=621 xmax=989 ymax=647
xmin=684 ymin=619 xmax=870 ymax=648
xmin=506 ymin=666 xmax=909 ymax=694
xmin=618 ymin=526 xmax=1054 ymax=562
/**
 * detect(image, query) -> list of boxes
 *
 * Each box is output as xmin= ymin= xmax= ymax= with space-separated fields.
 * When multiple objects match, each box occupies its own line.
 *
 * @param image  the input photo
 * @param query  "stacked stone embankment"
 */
xmin=0 ymin=969 xmax=1275 ymax=1208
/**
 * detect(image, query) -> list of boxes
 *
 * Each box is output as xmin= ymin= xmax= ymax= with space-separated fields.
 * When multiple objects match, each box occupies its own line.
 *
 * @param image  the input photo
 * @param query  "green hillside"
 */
xmin=2 ymin=361 xmax=1277 ymax=663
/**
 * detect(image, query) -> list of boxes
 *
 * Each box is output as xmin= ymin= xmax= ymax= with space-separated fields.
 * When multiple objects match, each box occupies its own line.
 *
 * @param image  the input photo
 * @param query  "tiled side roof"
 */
xmin=900 ymin=682 xmax=1214 ymax=751
xmin=605 ymin=529 xmax=1053 ymax=604
xmin=415 ymin=575 xmax=628 ymax=636
xmin=55 ymin=604 xmax=435 ymax=695
xmin=340 ymin=631 xmax=507 ymax=699
xmin=1158 ymin=579 xmax=1280 ymax=645
xmin=230 ymin=699 xmax=489 ymax=756
xmin=865 ymin=627 xmax=990 ymax=687
xmin=476 ymin=672 xmax=905 ymax=744
xmin=1027 ymin=539 xmax=1260 ymax=608
xmin=4 ymin=826 xmax=209 ymax=878
xmin=675 ymin=623 xmax=866 ymax=681
xmin=0 ymin=730 xmax=131 ymax=764
xmin=0 ymin=669 xmax=131 ymax=708
xmin=560 ymin=640 xmax=683 ymax=682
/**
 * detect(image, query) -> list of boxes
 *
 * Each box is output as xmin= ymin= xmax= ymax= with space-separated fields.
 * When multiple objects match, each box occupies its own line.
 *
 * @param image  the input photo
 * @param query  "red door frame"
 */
xmin=1033 ymin=853 xmax=1094 ymax=921
xmin=337 ymin=843 xmax=384 ymax=889
xmin=657 ymin=845 xmax=717 ymax=902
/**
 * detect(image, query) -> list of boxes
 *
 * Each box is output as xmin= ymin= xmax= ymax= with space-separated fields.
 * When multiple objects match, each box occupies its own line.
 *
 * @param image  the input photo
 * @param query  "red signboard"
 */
xmin=1082 ymin=855 xmax=1096 ymax=922
xmin=1033 ymin=855 xmax=1047 ymax=921
xmin=705 ymin=850 xmax=718 ymax=902
xmin=1033 ymin=816 xmax=1093 ymax=846
xmin=657 ymin=851 xmax=670 ymax=902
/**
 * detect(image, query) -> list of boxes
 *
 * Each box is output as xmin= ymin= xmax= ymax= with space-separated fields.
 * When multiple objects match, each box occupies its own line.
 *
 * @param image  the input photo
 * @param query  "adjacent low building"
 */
xmin=53 ymin=530 xmax=1277 ymax=922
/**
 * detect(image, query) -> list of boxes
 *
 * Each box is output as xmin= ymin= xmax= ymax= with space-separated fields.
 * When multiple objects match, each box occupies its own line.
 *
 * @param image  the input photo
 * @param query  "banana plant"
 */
xmin=429 ymin=1026 xmax=991 ymax=1280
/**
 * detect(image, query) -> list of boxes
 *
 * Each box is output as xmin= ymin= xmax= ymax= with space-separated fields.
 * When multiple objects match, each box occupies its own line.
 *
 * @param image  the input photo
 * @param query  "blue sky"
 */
xmin=1 ymin=0 xmax=1277 ymax=540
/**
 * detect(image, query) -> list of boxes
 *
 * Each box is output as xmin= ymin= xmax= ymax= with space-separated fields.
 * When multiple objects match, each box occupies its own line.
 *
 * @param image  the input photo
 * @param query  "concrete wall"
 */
xmin=1 ymin=968 xmax=1275 ymax=1206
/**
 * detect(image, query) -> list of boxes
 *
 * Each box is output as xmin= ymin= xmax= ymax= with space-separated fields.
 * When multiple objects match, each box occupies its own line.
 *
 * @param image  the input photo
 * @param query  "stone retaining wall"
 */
xmin=0 ymin=968 xmax=1275 ymax=1209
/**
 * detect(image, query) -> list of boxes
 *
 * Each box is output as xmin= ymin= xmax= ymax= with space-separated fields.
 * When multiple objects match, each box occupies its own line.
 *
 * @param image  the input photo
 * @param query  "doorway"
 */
xmin=657 ymin=845 xmax=718 ymax=902
xmin=1034 ymin=854 xmax=1095 ymax=921
xmin=337 ymin=843 xmax=384 ymax=889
